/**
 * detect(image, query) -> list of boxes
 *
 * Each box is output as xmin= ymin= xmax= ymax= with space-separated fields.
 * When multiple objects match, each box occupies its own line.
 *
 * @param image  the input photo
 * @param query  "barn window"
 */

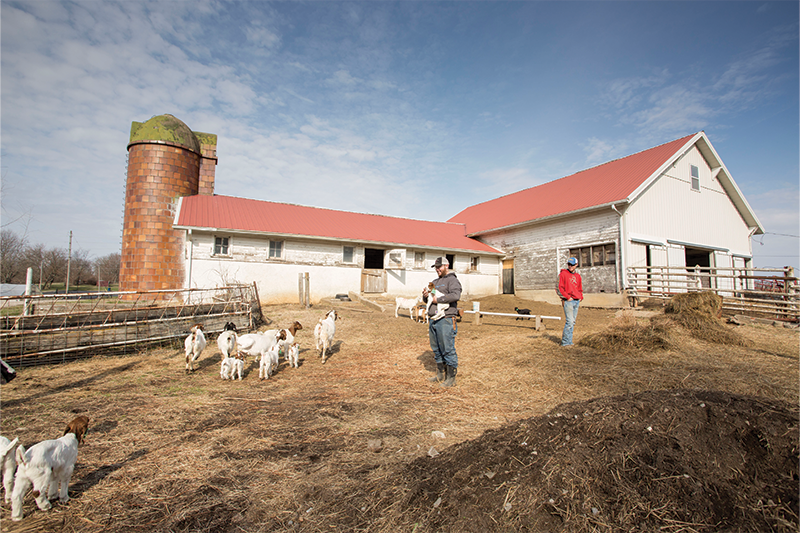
xmin=414 ymin=252 xmax=425 ymax=269
xmin=343 ymin=246 xmax=354 ymax=263
xmin=470 ymin=256 xmax=480 ymax=272
xmin=690 ymin=165 xmax=700 ymax=191
xmin=269 ymin=240 xmax=283 ymax=259
xmin=569 ymin=243 xmax=617 ymax=267
xmin=214 ymin=236 xmax=229 ymax=256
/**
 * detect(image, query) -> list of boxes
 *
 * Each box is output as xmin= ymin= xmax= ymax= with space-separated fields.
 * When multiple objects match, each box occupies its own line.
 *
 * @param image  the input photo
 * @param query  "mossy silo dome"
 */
xmin=128 ymin=114 xmax=201 ymax=154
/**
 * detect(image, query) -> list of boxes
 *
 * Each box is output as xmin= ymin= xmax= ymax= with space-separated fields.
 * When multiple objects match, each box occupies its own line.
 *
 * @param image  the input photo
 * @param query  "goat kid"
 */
xmin=259 ymin=344 xmax=281 ymax=379
xmin=425 ymin=282 xmax=450 ymax=323
xmin=286 ymin=342 xmax=300 ymax=368
xmin=1 ymin=435 xmax=19 ymax=503
xmin=313 ymin=310 xmax=339 ymax=364
xmin=11 ymin=416 xmax=90 ymax=521
xmin=395 ymin=295 xmax=422 ymax=321
xmin=220 ymin=352 xmax=246 ymax=381
xmin=184 ymin=324 xmax=207 ymax=372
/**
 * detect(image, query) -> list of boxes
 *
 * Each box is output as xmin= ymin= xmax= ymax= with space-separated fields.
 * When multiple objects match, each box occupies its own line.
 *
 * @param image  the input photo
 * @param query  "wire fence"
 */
xmin=0 ymin=284 xmax=262 ymax=367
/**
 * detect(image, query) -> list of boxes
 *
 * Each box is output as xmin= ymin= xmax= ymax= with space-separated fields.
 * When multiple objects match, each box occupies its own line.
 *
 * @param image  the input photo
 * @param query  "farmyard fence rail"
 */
xmin=626 ymin=266 xmax=798 ymax=321
xmin=0 ymin=284 xmax=262 ymax=367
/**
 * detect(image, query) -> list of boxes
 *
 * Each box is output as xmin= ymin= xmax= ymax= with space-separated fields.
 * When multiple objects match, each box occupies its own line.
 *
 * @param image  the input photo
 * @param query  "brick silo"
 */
xmin=119 ymin=114 xmax=217 ymax=294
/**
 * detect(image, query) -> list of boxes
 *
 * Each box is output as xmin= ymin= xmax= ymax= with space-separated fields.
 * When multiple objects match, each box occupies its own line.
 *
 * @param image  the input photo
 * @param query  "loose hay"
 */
xmin=579 ymin=312 xmax=674 ymax=353
xmin=665 ymin=292 xmax=753 ymax=346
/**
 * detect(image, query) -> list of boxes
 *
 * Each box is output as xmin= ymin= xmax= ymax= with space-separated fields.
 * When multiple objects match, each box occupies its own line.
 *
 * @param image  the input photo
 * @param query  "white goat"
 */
xmin=263 ymin=321 xmax=303 ymax=360
xmin=217 ymin=322 xmax=238 ymax=359
xmin=184 ymin=324 xmax=207 ymax=372
xmin=220 ymin=352 xmax=245 ymax=381
xmin=1 ymin=436 xmax=19 ymax=503
xmin=313 ymin=310 xmax=339 ymax=364
xmin=395 ymin=296 xmax=422 ymax=321
xmin=11 ymin=416 xmax=90 ymax=521
xmin=259 ymin=344 xmax=281 ymax=379
xmin=286 ymin=342 xmax=300 ymax=368
xmin=425 ymin=282 xmax=449 ymax=322
xmin=237 ymin=330 xmax=286 ymax=365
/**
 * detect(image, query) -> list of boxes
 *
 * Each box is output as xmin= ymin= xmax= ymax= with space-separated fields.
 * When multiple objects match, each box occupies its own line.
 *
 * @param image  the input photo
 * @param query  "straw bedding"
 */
xmin=1 ymin=294 xmax=797 ymax=532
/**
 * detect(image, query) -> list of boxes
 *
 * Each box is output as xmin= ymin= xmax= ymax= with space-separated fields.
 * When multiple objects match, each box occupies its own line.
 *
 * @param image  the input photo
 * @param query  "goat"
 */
xmin=259 ymin=344 xmax=280 ymax=379
xmin=313 ymin=310 xmax=339 ymax=363
xmin=220 ymin=351 xmax=245 ymax=381
xmin=217 ymin=323 xmax=238 ymax=364
xmin=1 ymin=436 xmax=19 ymax=503
xmin=425 ymin=282 xmax=449 ymax=322
xmin=265 ymin=321 xmax=303 ymax=359
xmin=395 ymin=295 xmax=422 ymax=321
xmin=11 ymin=416 xmax=90 ymax=521
xmin=237 ymin=330 xmax=286 ymax=365
xmin=184 ymin=324 xmax=207 ymax=372
xmin=286 ymin=342 xmax=300 ymax=368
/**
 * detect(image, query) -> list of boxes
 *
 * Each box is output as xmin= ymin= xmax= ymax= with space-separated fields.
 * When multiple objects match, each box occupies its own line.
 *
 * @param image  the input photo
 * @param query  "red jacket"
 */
xmin=558 ymin=269 xmax=583 ymax=301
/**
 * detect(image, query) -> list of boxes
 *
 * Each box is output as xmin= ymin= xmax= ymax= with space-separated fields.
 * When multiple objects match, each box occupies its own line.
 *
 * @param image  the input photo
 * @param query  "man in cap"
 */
xmin=423 ymin=257 xmax=462 ymax=387
xmin=557 ymin=257 xmax=583 ymax=346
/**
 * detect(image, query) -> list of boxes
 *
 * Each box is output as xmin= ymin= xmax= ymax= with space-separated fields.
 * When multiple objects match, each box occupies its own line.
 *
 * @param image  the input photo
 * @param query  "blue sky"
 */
xmin=1 ymin=0 xmax=797 ymax=268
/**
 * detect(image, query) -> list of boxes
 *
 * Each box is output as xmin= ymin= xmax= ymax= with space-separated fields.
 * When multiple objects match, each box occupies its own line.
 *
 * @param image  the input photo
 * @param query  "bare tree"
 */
xmin=94 ymin=253 xmax=121 ymax=285
xmin=0 ymin=229 xmax=27 ymax=283
xmin=41 ymin=248 xmax=68 ymax=290
xmin=69 ymin=248 xmax=93 ymax=286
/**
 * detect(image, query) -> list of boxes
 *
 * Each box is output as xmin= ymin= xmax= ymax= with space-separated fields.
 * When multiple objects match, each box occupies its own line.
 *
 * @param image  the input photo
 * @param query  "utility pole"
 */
xmin=66 ymin=230 xmax=72 ymax=294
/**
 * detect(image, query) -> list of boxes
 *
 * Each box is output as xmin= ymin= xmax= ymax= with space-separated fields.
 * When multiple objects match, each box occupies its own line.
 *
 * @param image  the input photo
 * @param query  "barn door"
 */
xmin=361 ymin=269 xmax=386 ymax=293
xmin=502 ymin=259 xmax=515 ymax=294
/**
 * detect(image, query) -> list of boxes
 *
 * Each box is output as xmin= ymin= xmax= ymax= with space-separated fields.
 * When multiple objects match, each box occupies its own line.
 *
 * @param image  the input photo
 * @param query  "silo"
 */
xmin=119 ymin=114 xmax=217 ymax=294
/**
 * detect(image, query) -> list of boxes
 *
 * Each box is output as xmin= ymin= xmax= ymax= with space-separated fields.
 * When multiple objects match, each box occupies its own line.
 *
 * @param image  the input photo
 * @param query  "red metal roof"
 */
xmin=175 ymin=195 xmax=501 ymax=254
xmin=448 ymin=134 xmax=697 ymax=235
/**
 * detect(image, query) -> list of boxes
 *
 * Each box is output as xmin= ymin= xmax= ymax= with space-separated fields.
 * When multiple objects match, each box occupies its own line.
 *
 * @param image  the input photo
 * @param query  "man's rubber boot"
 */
xmin=441 ymin=365 xmax=457 ymax=388
xmin=429 ymin=362 xmax=446 ymax=382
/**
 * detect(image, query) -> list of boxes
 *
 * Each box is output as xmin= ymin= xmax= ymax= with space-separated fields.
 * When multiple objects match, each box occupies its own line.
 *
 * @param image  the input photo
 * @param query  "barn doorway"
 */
xmin=362 ymin=248 xmax=386 ymax=293
xmin=364 ymin=248 xmax=384 ymax=269
xmin=685 ymin=247 xmax=713 ymax=289
xmin=502 ymin=259 xmax=515 ymax=294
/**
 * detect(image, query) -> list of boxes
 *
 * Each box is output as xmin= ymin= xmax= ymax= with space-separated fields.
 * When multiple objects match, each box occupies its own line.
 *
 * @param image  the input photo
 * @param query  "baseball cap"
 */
xmin=567 ymin=257 xmax=578 ymax=266
xmin=431 ymin=257 xmax=449 ymax=268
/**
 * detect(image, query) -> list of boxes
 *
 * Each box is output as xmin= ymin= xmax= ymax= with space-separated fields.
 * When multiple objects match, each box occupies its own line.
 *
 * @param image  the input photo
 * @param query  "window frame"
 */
xmin=268 ymin=240 xmax=283 ymax=259
xmin=690 ymin=165 xmax=700 ymax=191
xmin=213 ymin=236 xmax=230 ymax=256
xmin=343 ymin=246 xmax=354 ymax=264
xmin=414 ymin=251 xmax=425 ymax=269
xmin=568 ymin=243 xmax=617 ymax=267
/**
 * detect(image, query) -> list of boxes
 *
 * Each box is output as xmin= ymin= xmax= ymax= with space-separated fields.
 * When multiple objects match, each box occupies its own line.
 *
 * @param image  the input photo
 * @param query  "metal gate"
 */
xmin=0 ymin=284 xmax=261 ymax=367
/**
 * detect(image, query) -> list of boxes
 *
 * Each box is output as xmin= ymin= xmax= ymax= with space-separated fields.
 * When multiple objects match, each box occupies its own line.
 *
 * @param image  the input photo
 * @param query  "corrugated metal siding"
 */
xmin=449 ymin=134 xmax=695 ymax=235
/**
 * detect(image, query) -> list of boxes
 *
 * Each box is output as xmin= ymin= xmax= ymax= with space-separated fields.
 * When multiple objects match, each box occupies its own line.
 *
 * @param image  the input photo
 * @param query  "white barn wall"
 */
xmin=477 ymin=210 xmax=621 ymax=300
xmin=185 ymin=232 xmax=502 ymax=304
xmin=627 ymin=146 xmax=754 ymax=256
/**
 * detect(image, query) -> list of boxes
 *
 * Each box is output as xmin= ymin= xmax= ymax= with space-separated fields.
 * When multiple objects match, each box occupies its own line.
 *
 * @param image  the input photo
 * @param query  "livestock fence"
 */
xmin=626 ymin=265 xmax=798 ymax=321
xmin=0 ymin=284 xmax=262 ymax=368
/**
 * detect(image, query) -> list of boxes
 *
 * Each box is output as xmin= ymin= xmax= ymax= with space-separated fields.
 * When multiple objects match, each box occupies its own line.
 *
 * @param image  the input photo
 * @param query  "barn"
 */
xmin=449 ymin=132 xmax=764 ymax=306
xmin=120 ymin=116 xmax=764 ymax=307
xmin=173 ymin=195 xmax=504 ymax=304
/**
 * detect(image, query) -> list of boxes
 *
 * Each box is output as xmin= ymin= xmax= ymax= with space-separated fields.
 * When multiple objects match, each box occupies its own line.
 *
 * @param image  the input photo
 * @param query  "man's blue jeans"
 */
xmin=429 ymin=316 xmax=458 ymax=367
xmin=561 ymin=300 xmax=580 ymax=346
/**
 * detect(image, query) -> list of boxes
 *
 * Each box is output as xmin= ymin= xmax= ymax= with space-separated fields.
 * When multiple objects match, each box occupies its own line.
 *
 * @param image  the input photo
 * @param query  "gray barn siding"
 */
xmin=478 ymin=210 xmax=620 ymax=293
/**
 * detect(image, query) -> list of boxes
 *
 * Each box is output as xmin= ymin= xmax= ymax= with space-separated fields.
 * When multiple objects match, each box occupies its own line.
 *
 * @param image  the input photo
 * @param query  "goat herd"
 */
xmin=184 ymin=309 xmax=341 ymax=380
xmin=0 ymin=309 xmax=343 ymax=523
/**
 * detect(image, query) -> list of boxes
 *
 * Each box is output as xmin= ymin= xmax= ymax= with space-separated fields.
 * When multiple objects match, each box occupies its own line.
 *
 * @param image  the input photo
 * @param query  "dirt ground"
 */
xmin=0 ymin=294 xmax=797 ymax=532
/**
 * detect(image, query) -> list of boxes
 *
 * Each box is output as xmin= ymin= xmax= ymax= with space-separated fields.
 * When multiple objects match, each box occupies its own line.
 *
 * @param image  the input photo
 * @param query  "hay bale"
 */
xmin=662 ymin=292 xmax=752 ymax=346
xmin=665 ymin=291 xmax=722 ymax=316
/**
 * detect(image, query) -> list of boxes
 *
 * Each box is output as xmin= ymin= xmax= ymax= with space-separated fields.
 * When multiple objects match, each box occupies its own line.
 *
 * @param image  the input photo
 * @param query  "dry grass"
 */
xmin=0 ymin=294 xmax=797 ymax=532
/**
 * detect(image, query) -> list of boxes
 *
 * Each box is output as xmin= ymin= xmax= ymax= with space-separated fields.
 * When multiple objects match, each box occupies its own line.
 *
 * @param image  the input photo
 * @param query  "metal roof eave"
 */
xmin=173 ymin=224 xmax=504 ymax=256
xmin=466 ymin=200 xmax=630 ymax=238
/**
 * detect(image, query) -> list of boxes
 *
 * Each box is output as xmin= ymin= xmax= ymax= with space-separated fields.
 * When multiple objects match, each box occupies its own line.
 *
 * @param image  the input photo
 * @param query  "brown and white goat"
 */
xmin=184 ymin=324 xmax=207 ymax=372
xmin=11 ymin=416 xmax=90 ymax=521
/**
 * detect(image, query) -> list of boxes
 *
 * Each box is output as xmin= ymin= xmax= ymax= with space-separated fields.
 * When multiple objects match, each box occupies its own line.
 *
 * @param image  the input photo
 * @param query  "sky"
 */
xmin=1 ymin=0 xmax=798 ymax=269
